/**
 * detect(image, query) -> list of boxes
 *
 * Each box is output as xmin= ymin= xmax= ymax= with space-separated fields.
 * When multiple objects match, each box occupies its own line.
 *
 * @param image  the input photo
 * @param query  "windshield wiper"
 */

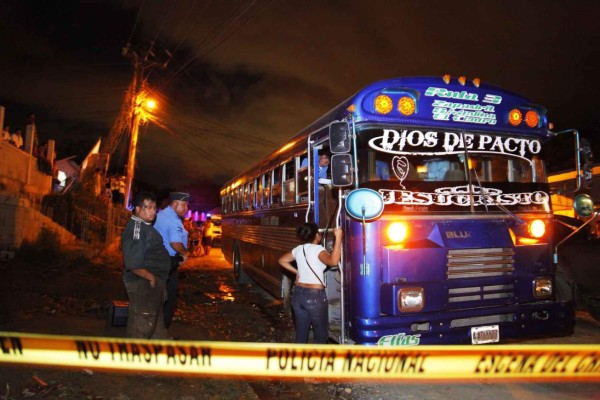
xmin=460 ymin=132 xmax=524 ymax=225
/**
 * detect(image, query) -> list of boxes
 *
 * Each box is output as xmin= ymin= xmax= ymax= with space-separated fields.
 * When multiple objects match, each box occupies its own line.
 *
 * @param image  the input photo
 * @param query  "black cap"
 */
xmin=169 ymin=192 xmax=190 ymax=202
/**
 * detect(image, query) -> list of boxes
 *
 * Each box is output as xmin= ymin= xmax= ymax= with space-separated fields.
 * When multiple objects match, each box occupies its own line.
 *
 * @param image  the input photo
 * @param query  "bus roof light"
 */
xmin=472 ymin=78 xmax=481 ymax=87
xmin=458 ymin=76 xmax=466 ymax=85
xmin=374 ymin=95 xmax=393 ymax=114
xmin=525 ymin=110 xmax=540 ymax=128
xmin=442 ymin=75 xmax=451 ymax=84
xmin=508 ymin=109 xmax=523 ymax=126
xmin=398 ymin=96 xmax=416 ymax=116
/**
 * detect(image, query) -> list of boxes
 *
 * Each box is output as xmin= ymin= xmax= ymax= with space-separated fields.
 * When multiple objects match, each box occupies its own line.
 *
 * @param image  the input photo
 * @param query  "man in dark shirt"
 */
xmin=121 ymin=192 xmax=171 ymax=339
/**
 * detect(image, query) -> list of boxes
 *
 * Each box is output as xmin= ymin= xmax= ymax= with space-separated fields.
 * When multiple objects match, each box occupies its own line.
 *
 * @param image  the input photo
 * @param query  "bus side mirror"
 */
xmin=573 ymin=194 xmax=594 ymax=218
xmin=345 ymin=188 xmax=384 ymax=221
xmin=581 ymin=138 xmax=594 ymax=164
xmin=580 ymin=138 xmax=594 ymax=189
xmin=329 ymin=121 xmax=351 ymax=153
xmin=331 ymin=154 xmax=353 ymax=187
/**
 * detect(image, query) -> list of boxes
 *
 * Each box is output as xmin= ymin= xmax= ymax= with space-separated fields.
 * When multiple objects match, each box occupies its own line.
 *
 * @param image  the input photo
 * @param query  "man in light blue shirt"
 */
xmin=154 ymin=192 xmax=190 ymax=329
xmin=318 ymin=153 xmax=330 ymax=179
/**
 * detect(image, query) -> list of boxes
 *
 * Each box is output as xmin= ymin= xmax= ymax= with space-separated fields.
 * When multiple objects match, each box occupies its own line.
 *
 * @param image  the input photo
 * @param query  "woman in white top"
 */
xmin=279 ymin=222 xmax=342 ymax=343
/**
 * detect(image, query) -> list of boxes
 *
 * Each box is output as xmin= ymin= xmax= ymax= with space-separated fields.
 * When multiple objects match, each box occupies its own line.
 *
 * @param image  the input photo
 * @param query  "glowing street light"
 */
xmin=145 ymin=99 xmax=157 ymax=110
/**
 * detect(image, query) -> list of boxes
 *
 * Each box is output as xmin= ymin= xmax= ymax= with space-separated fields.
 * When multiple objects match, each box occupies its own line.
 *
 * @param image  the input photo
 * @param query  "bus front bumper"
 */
xmin=351 ymin=301 xmax=575 ymax=345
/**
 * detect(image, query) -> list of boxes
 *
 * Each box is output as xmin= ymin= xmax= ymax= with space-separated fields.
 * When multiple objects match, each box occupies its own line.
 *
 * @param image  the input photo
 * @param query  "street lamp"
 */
xmin=145 ymin=99 xmax=157 ymax=110
xmin=124 ymin=93 xmax=157 ymax=208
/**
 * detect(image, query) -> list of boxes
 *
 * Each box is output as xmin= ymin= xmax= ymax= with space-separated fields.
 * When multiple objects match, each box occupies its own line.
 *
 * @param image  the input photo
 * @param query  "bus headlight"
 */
xmin=399 ymin=287 xmax=425 ymax=312
xmin=387 ymin=222 xmax=408 ymax=243
xmin=533 ymin=277 xmax=552 ymax=298
xmin=528 ymin=219 xmax=546 ymax=238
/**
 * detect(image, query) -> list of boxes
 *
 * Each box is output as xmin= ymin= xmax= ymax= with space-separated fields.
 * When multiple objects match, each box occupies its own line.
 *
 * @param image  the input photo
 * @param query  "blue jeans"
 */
xmin=292 ymin=286 xmax=329 ymax=344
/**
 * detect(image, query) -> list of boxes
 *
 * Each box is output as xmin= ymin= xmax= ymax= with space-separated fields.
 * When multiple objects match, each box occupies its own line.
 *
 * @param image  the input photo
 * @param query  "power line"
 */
xmin=127 ymin=0 xmax=148 ymax=45
xmin=160 ymin=0 xmax=273 ymax=88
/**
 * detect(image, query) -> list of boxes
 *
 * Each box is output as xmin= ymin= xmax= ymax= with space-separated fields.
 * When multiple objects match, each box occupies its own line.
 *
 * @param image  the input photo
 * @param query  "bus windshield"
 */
xmin=358 ymin=151 xmax=546 ymax=185
xmin=357 ymin=127 xmax=546 ymax=186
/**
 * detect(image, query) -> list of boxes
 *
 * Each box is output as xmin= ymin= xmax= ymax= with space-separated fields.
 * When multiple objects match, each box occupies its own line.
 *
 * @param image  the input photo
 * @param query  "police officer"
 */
xmin=154 ymin=192 xmax=190 ymax=329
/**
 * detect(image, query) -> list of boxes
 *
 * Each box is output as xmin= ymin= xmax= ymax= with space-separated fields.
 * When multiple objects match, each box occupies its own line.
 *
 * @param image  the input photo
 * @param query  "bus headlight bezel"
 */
xmin=533 ymin=277 xmax=553 ymax=298
xmin=398 ymin=287 xmax=425 ymax=312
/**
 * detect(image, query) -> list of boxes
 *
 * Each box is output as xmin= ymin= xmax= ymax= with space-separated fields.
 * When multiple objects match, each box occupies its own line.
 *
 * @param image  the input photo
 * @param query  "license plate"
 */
xmin=471 ymin=325 xmax=499 ymax=344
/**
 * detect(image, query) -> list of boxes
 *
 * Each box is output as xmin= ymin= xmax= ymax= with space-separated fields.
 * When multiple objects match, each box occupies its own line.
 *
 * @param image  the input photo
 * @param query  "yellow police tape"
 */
xmin=1 ymin=331 xmax=599 ymax=381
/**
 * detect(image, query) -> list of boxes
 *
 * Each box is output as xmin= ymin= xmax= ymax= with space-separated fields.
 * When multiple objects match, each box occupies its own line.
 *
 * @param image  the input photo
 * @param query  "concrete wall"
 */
xmin=0 ymin=139 xmax=67 ymax=252
xmin=0 ymin=140 xmax=52 ymax=196
xmin=0 ymin=194 xmax=78 ymax=251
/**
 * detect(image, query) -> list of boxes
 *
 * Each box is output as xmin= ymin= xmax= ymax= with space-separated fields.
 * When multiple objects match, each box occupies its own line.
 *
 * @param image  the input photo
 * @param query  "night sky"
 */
xmin=1 ymin=0 xmax=599 ymax=190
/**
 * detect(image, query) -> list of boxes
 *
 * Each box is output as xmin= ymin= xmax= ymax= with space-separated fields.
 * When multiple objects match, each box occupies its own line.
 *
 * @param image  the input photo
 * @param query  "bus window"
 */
xmin=297 ymin=154 xmax=309 ymax=202
xmin=263 ymin=172 xmax=271 ymax=206
xmin=238 ymin=186 xmax=244 ymax=211
xmin=376 ymin=160 xmax=390 ymax=180
xmin=252 ymin=178 xmax=258 ymax=209
xmin=256 ymin=176 xmax=264 ymax=208
xmin=245 ymin=182 xmax=254 ymax=210
xmin=533 ymin=156 xmax=546 ymax=183
xmin=283 ymin=161 xmax=295 ymax=205
xmin=272 ymin=167 xmax=282 ymax=206
xmin=225 ymin=193 xmax=231 ymax=214
xmin=360 ymin=150 xmax=421 ymax=183
xmin=300 ymin=156 xmax=309 ymax=168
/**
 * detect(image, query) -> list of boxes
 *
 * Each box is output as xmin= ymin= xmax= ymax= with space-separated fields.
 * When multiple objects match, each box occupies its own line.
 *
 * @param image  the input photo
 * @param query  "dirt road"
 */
xmin=1 ymin=249 xmax=599 ymax=399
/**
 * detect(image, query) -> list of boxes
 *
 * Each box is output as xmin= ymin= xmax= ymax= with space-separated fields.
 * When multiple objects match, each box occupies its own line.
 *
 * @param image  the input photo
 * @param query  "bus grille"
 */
xmin=447 ymin=248 xmax=515 ymax=304
xmin=447 ymin=248 xmax=514 ymax=279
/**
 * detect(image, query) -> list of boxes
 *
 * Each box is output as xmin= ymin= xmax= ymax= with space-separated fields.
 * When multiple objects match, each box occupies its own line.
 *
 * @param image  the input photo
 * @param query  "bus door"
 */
xmin=326 ymin=121 xmax=356 ymax=343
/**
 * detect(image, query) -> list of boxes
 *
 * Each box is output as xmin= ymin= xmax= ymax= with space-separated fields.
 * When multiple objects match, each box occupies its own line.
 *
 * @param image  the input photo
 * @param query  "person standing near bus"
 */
xmin=154 ymin=192 xmax=190 ymax=329
xmin=201 ymin=216 xmax=214 ymax=256
xmin=121 ymin=192 xmax=171 ymax=339
xmin=278 ymin=223 xmax=342 ymax=343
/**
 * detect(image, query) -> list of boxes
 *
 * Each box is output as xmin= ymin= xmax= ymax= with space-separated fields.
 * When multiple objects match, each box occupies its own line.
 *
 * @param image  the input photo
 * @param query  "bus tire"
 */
xmin=555 ymin=262 xmax=575 ymax=303
xmin=587 ymin=297 xmax=600 ymax=322
xmin=233 ymin=244 xmax=248 ymax=284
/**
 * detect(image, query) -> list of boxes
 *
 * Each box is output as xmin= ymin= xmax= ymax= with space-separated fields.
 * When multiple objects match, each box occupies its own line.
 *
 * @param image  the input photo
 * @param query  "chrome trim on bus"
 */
xmin=376 ymin=214 xmax=552 ymax=221
xmin=450 ymin=313 xmax=514 ymax=328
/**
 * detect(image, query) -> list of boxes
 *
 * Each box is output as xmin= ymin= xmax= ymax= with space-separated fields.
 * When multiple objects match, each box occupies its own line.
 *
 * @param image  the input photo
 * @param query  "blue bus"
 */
xmin=220 ymin=75 xmax=579 ymax=345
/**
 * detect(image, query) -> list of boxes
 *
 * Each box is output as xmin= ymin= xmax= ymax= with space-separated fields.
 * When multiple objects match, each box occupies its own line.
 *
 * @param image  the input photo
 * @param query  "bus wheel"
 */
xmin=233 ymin=244 xmax=248 ymax=284
xmin=555 ymin=262 xmax=575 ymax=303
xmin=587 ymin=297 xmax=600 ymax=322
xmin=281 ymin=273 xmax=293 ymax=316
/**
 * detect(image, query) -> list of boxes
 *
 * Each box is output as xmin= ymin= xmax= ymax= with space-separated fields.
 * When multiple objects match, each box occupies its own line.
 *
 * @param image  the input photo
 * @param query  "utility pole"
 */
xmin=123 ymin=54 xmax=143 ymax=209
xmin=121 ymin=43 xmax=169 ymax=208
xmin=124 ymin=100 xmax=142 ymax=208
